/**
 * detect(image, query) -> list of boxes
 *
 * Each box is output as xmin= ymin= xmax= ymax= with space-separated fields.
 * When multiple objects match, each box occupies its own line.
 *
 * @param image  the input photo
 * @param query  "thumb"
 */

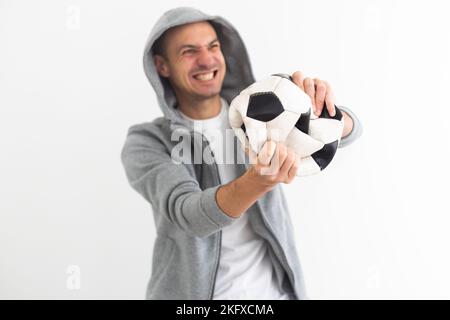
xmin=258 ymin=140 xmax=277 ymax=166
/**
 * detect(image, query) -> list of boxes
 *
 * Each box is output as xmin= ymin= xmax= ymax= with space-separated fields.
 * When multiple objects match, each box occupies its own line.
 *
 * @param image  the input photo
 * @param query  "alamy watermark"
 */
xmin=65 ymin=5 xmax=81 ymax=30
xmin=66 ymin=265 xmax=81 ymax=290
xmin=170 ymin=125 xmax=285 ymax=172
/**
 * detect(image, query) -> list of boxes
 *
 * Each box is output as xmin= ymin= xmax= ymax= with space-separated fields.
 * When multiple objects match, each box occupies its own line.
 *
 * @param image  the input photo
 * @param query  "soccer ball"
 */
xmin=228 ymin=73 xmax=344 ymax=176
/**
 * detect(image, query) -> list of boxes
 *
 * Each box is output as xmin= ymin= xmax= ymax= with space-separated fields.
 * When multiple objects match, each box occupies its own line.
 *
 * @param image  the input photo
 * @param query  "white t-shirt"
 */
xmin=178 ymin=98 xmax=291 ymax=300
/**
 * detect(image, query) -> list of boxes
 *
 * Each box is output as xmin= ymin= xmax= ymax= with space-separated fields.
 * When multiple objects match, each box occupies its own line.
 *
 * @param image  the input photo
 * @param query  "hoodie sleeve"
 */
xmin=337 ymin=106 xmax=363 ymax=148
xmin=120 ymin=124 xmax=238 ymax=238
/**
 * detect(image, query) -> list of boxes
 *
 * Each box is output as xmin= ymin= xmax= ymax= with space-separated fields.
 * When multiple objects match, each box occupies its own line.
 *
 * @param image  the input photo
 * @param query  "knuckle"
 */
xmin=267 ymin=140 xmax=276 ymax=151
xmin=292 ymin=71 xmax=302 ymax=78
xmin=273 ymin=165 xmax=281 ymax=174
xmin=291 ymin=72 xmax=304 ymax=87
xmin=261 ymin=169 xmax=271 ymax=177
xmin=287 ymin=153 xmax=296 ymax=163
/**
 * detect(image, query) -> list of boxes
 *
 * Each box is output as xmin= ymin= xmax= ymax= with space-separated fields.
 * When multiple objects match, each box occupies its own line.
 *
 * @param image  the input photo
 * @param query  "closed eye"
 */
xmin=209 ymin=42 xmax=220 ymax=50
xmin=182 ymin=49 xmax=196 ymax=55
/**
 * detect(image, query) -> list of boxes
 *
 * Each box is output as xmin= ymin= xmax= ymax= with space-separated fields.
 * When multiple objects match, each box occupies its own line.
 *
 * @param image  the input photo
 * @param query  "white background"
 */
xmin=1 ymin=0 xmax=449 ymax=299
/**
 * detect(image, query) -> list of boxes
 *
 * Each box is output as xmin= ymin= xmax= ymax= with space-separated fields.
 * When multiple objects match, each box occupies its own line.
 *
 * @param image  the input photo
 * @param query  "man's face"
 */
xmin=154 ymin=22 xmax=226 ymax=102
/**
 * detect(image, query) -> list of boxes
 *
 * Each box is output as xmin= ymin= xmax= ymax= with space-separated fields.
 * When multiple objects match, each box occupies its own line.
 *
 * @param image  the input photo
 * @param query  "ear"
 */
xmin=153 ymin=55 xmax=170 ymax=78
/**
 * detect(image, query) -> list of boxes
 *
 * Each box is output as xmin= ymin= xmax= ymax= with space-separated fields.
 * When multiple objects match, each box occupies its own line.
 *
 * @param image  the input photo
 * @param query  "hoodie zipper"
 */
xmin=208 ymin=189 xmax=297 ymax=300
xmin=193 ymin=130 xmax=222 ymax=300
xmin=209 ymin=229 xmax=222 ymax=300
xmin=240 ymin=162 xmax=297 ymax=298
xmin=255 ymin=200 xmax=298 ymax=299
xmin=208 ymin=157 xmax=223 ymax=300
xmin=192 ymin=130 xmax=296 ymax=299
xmin=205 ymin=139 xmax=297 ymax=299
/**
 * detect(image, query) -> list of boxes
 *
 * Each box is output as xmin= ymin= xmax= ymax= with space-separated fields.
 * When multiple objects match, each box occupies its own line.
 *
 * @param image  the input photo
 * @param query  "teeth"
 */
xmin=194 ymin=72 xmax=214 ymax=81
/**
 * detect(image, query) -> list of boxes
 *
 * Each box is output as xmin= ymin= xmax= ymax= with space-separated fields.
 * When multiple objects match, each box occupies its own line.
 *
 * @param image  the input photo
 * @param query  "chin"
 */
xmin=193 ymin=84 xmax=223 ymax=99
xmin=197 ymin=91 xmax=221 ymax=100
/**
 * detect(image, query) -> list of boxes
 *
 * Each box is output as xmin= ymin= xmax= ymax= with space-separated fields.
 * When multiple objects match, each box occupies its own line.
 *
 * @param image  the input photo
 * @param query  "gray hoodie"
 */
xmin=120 ymin=7 xmax=363 ymax=300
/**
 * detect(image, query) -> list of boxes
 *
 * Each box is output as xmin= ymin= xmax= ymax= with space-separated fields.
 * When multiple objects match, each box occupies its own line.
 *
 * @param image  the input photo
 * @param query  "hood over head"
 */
xmin=143 ymin=7 xmax=255 ymax=127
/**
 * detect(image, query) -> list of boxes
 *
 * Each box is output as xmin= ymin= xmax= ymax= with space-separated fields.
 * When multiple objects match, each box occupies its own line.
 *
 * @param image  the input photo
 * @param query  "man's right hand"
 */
xmin=216 ymin=140 xmax=299 ymax=218
xmin=245 ymin=140 xmax=299 ymax=190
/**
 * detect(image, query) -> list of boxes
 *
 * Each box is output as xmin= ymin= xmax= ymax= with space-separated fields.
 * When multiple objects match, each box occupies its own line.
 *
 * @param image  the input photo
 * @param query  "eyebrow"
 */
xmin=177 ymin=38 xmax=219 ymax=53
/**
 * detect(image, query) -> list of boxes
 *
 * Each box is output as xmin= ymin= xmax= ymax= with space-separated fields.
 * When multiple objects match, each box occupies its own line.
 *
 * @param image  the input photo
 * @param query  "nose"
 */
xmin=196 ymin=47 xmax=215 ymax=68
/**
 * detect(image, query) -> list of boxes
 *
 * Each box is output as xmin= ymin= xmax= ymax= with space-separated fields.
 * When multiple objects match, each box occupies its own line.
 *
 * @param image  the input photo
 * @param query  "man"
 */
xmin=121 ymin=7 xmax=362 ymax=300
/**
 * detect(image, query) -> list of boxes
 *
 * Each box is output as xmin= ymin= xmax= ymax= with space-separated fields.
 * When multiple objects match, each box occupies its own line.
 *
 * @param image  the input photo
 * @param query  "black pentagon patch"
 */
xmin=311 ymin=140 xmax=339 ymax=170
xmin=294 ymin=109 xmax=311 ymax=134
xmin=246 ymin=92 xmax=285 ymax=122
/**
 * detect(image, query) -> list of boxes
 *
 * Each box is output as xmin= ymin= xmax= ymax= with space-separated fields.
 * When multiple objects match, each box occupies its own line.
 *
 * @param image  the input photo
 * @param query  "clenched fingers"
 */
xmin=291 ymin=71 xmax=305 ymax=91
xmin=279 ymin=150 xmax=298 ymax=183
xmin=303 ymin=77 xmax=316 ymax=113
xmin=314 ymin=78 xmax=326 ymax=116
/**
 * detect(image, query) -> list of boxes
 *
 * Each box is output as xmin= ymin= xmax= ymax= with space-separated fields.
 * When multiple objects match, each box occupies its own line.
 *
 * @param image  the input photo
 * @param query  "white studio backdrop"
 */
xmin=1 ymin=0 xmax=449 ymax=299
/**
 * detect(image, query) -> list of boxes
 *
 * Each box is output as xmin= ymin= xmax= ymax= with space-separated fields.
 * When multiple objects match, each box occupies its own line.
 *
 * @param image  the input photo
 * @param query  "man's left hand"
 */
xmin=291 ymin=71 xmax=336 ymax=117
